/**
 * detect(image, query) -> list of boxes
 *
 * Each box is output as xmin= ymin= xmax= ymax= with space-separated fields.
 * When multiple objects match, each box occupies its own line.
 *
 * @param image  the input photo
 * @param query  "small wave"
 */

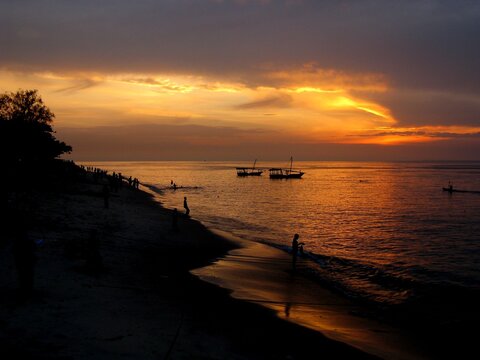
xmin=203 ymin=215 xmax=274 ymax=236
xmin=144 ymin=183 xmax=202 ymax=194
xmin=143 ymin=183 xmax=164 ymax=195
xmin=258 ymin=242 xmax=440 ymax=307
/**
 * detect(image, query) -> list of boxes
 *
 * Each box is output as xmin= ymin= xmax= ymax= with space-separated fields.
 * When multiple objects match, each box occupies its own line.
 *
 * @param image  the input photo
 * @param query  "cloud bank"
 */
xmin=2 ymin=0 xmax=480 ymax=159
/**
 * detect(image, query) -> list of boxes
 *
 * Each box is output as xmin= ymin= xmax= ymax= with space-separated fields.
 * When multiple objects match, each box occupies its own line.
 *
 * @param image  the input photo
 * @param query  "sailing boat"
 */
xmin=236 ymin=159 xmax=263 ymax=176
xmin=269 ymin=157 xmax=304 ymax=179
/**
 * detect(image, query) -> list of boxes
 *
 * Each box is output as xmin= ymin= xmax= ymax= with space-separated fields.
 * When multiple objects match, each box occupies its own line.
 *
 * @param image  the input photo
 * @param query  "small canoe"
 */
xmin=442 ymin=188 xmax=480 ymax=194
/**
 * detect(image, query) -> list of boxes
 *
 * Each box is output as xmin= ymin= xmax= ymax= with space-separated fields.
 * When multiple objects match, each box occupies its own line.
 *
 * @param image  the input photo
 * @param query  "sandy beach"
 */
xmin=193 ymin=235 xmax=427 ymax=360
xmin=0 ymin=169 xmax=375 ymax=359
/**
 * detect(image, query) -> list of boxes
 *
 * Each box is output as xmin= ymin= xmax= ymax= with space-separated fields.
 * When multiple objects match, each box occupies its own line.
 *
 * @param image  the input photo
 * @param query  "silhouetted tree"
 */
xmin=0 ymin=89 xmax=72 ymax=167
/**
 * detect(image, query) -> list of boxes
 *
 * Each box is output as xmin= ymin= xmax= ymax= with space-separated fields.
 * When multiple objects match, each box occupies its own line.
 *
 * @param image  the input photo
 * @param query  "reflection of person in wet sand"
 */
xmin=184 ymin=196 xmax=190 ymax=216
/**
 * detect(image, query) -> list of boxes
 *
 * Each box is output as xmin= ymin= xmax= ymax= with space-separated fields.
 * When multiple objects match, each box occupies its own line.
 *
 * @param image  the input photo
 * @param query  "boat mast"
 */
xmin=289 ymin=156 xmax=293 ymax=174
xmin=253 ymin=159 xmax=257 ymax=170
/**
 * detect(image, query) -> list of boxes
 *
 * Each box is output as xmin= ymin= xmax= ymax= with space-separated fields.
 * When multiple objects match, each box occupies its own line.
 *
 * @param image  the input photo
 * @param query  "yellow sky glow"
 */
xmin=1 ymin=69 xmax=478 ymax=147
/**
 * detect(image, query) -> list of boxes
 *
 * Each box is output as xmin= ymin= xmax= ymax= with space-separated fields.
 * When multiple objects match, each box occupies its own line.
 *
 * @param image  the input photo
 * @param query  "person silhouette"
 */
xmin=183 ymin=197 xmax=190 ymax=216
xmin=291 ymin=233 xmax=300 ymax=270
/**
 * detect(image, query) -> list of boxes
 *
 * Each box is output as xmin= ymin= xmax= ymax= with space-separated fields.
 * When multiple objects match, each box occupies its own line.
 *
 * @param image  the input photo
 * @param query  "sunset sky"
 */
xmin=1 ymin=0 xmax=480 ymax=160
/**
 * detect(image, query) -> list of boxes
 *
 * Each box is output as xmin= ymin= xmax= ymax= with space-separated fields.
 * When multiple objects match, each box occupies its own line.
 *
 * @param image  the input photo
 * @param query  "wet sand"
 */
xmin=0 ymin=174 xmax=375 ymax=359
xmin=193 ymin=232 xmax=428 ymax=360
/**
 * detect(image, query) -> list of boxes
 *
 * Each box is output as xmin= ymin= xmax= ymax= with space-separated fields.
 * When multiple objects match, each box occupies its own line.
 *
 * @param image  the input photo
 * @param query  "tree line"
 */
xmin=0 ymin=89 xmax=72 ymax=168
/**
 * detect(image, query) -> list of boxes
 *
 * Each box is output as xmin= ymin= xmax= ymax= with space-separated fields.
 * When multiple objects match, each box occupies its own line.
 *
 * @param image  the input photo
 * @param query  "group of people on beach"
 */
xmin=109 ymin=172 xmax=139 ymax=192
xmin=128 ymin=176 xmax=140 ymax=189
xmin=82 ymin=166 xmax=108 ymax=184
xmin=79 ymin=166 xmax=140 ymax=193
xmin=78 ymin=166 xmax=142 ymax=210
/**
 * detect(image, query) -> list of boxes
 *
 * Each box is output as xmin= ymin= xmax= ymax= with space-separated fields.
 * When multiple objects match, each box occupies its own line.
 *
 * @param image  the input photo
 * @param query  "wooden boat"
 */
xmin=442 ymin=187 xmax=480 ymax=194
xmin=269 ymin=157 xmax=304 ymax=179
xmin=236 ymin=159 xmax=263 ymax=176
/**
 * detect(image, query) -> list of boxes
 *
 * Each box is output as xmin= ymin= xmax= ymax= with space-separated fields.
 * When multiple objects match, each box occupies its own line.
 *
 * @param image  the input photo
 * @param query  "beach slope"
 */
xmin=0 ymin=172 xmax=375 ymax=359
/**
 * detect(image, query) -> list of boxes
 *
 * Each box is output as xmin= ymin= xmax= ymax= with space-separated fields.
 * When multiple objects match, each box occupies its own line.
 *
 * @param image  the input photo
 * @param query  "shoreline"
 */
xmin=147 ymin=167 xmax=479 ymax=360
xmin=1 ymin=170 xmax=375 ymax=359
xmin=154 ymin=187 xmax=477 ymax=360
xmin=192 ymin=230 xmax=427 ymax=360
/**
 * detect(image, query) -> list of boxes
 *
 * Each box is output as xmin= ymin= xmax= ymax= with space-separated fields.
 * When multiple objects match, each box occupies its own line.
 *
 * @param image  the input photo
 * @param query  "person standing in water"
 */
xmin=183 ymin=196 xmax=190 ymax=216
xmin=291 ymin=233 xmax=300 ymax=270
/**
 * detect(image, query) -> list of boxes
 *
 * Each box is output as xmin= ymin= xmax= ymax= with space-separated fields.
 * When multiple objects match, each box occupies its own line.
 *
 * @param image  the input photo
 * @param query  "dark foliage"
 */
xmin=0 ymin=89 xmax=72 ymax=167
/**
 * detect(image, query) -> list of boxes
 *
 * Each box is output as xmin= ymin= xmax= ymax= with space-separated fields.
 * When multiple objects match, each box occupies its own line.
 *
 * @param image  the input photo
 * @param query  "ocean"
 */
xmin=84 ymin=161 xmax=480 ymax=311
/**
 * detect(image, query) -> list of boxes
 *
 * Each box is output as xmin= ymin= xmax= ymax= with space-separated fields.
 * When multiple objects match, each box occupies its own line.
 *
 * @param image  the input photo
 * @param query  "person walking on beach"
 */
xmin=183 ymin=196 xmax=190 ymax=216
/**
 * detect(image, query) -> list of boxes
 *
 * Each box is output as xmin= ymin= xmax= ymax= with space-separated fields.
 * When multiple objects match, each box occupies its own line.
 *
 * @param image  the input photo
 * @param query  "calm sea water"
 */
xmin=85 ymin=161 xmax=480 ymax=307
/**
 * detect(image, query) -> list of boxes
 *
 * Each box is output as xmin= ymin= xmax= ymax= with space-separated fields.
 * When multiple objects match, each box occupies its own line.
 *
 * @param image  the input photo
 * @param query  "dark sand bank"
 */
xmin=0 ymin=170 xmax=375 ymax=359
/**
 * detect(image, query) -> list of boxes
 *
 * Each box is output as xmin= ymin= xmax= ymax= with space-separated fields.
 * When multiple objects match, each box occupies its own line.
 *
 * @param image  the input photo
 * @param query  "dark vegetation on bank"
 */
xmin=1 ymin=89 xmax=74 ymax=262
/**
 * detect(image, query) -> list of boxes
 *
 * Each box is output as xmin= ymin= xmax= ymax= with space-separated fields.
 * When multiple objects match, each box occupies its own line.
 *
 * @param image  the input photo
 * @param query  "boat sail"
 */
xmin=236 ymin=159 xmax=263 ymax=176
xmin=269 ymin=157 xmax=304 ymax=179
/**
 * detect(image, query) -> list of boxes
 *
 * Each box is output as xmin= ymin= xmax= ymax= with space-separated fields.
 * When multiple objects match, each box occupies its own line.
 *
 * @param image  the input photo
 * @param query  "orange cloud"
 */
xmin=2 ymin=66 xmax=478 ymax=152
xmin=343 ymin=125 xmax=480 ymax=145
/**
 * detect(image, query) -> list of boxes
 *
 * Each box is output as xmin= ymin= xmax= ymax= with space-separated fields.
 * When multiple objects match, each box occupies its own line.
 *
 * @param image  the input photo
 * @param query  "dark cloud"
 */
xmin=235 ymin=94 xmax=293 ymax=109
xmin=361 ymin=90 xmax=480 ymax=127
xmin=54 ymin=78 xmax=100 ymax=93
xmin=58 ymin=123 xmax=279 ymax=160
xmin=1 ymin=0 xmax=479 ymax=94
